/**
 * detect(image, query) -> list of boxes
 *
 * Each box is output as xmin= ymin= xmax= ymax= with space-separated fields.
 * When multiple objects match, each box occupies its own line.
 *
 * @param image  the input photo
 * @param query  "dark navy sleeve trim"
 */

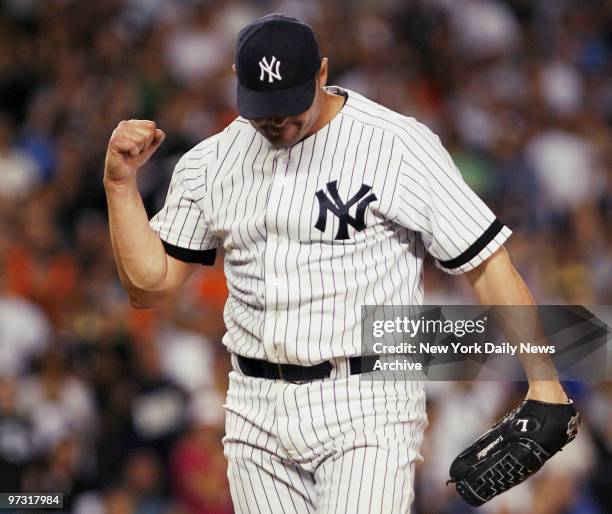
xmin=439 ymin=219 xmax=504 ymax=269
xmin=162 ymin=241 xmax=217 ymax=265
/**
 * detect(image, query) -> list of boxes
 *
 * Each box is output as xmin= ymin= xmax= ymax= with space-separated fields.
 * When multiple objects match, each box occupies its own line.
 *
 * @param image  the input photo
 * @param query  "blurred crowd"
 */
xmin=0 ymin=0 xmax=610 ymax=513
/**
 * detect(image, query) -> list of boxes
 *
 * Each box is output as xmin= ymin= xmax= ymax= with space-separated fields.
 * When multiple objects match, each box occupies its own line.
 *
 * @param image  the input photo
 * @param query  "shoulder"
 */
xmin=174 ymin=117 xmax=252 ymax=174
xmin=341 ymin=87 xmax=446 ymax=159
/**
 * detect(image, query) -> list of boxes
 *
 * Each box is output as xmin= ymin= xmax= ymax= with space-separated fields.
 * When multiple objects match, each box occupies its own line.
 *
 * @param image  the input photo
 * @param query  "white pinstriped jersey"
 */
xmin=150 ymin=86 xmax=511 ymax=365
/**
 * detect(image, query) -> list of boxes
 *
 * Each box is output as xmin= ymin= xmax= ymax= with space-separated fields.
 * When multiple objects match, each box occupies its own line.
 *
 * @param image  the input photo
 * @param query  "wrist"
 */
xmin=103 ymin=175 xmax=138 ymax=194
xmin=526 ymin=381 xmax=569 ymax=404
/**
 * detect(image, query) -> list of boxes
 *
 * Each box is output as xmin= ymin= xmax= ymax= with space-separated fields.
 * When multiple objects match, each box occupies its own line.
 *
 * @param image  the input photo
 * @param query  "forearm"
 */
xmin=104 ymin=177 xmax=170 ymax=301
xmin=467 ymin=248 xmax=567 ymax=401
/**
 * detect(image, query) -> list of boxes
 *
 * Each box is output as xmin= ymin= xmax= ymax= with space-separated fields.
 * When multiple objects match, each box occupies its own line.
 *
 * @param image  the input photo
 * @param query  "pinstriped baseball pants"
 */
xmin=222 ymin=365 xmax=428 ymax=513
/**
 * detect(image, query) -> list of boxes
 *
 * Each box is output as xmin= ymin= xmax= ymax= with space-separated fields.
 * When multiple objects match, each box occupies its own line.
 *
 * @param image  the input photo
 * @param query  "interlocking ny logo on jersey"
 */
xmin=315 ymin=180 xmax=377 ymax=240
xmin=259 ymin=56 xmax=281 ymax=83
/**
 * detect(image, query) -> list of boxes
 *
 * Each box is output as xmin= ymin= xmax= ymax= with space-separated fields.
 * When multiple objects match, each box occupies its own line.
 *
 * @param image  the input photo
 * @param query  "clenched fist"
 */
xmin=104 ymin=120 xmax=166 ymax=185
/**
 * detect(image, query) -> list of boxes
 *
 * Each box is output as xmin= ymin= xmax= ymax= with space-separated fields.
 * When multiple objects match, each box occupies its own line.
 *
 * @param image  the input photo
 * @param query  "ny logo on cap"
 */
xmin=259 ymin=56 xmax=282 ymax=83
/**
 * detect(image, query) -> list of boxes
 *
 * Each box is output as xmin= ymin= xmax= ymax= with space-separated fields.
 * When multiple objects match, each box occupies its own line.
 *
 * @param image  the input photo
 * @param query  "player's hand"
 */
xmin=104 ymin=120 xmax=165 ymax=185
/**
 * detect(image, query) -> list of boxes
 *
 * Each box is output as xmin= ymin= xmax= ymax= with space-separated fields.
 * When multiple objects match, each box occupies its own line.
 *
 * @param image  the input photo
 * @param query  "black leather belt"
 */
xmin=236 ymin=354 xmax=378 ymax=383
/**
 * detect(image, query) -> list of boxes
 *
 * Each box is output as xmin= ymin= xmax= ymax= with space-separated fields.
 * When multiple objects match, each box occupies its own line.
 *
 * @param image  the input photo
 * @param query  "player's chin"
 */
xmin=263 ymin=126 xmax=301 ymax=148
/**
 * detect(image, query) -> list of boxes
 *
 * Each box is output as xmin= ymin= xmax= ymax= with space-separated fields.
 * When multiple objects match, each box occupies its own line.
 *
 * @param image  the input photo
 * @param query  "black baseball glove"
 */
xmin=447 ymin=399 xmax=579 ymax=506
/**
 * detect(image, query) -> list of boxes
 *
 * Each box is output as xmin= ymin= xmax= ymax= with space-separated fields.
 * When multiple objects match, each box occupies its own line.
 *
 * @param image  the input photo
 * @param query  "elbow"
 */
xmin=119 ymin=255 xmax=182 ymax=309
xmin=128 ymin=295 xmax=155 ymax=310
xmin=126 ymin=289 xmax=168 ymax=310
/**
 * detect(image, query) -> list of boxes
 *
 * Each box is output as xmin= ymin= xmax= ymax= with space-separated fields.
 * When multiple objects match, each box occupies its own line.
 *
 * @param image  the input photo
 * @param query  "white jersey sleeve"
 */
xmin=149 ymin=142 xmax=220 ymax=265
xmin=392 ymin=121 xmax=511 ymax=274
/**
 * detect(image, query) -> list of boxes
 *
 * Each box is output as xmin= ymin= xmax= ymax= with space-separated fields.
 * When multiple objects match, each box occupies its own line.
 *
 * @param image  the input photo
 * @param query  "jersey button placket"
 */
xmin=273 ymin=151 xmax=291 ymax=358
xmin=263 ymin=234 xmax=279 ymax=360
xmin=262 ymin=150 xmax=287 ymax=360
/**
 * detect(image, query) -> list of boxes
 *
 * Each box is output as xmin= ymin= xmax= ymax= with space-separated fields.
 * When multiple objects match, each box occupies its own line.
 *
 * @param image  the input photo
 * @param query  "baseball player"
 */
xmin=104 ymin=14 xmax=576 ymax=513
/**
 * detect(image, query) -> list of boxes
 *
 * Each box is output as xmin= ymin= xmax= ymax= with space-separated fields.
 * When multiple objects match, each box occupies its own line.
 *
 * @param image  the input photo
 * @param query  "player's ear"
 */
xmin=232 ymin=64 xmax=236 ymax=75
xmin=319 ymin=58 xmax=328 ymax=88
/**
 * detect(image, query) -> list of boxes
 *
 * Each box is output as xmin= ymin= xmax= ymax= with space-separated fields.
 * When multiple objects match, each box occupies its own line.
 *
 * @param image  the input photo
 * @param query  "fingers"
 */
xmin=110 ymin=120 xmax=160 ymax=156
xmin=121 ymin=120 xmax=156 ymax=151
xmin=110 ymin=135 xmax=141 ymax=157
xmin=151 ymin=128 xmax=166 ymax=147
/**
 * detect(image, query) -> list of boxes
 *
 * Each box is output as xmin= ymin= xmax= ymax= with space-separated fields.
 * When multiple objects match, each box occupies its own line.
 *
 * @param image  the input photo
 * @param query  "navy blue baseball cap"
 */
xmin=235 ymin=14 xmax=322 ymax=119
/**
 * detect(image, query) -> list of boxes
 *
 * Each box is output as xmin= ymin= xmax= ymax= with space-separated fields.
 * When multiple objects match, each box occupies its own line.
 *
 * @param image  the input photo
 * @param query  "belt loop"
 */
xmin=277 ymin=362 xmax=285 ymax=381
xmin=231 ymin=354 xmax=244 ymax=375
xmin=332 ymin=358 xmax=349 ymax=380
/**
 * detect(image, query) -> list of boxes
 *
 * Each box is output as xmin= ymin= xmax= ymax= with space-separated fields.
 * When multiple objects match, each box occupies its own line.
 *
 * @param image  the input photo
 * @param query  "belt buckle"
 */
xmin=278 ymin=362 xmax=314 ymax=385
xmin=278 ymin=363 xmax=305 ymax=385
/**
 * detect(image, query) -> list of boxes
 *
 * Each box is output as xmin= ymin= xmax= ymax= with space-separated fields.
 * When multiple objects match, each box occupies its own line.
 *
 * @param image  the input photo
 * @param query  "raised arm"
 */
xmin=465 ymin=246 xmax=568 ymax=403
xmin=104 ymin=120 xmax=198 ymax=308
